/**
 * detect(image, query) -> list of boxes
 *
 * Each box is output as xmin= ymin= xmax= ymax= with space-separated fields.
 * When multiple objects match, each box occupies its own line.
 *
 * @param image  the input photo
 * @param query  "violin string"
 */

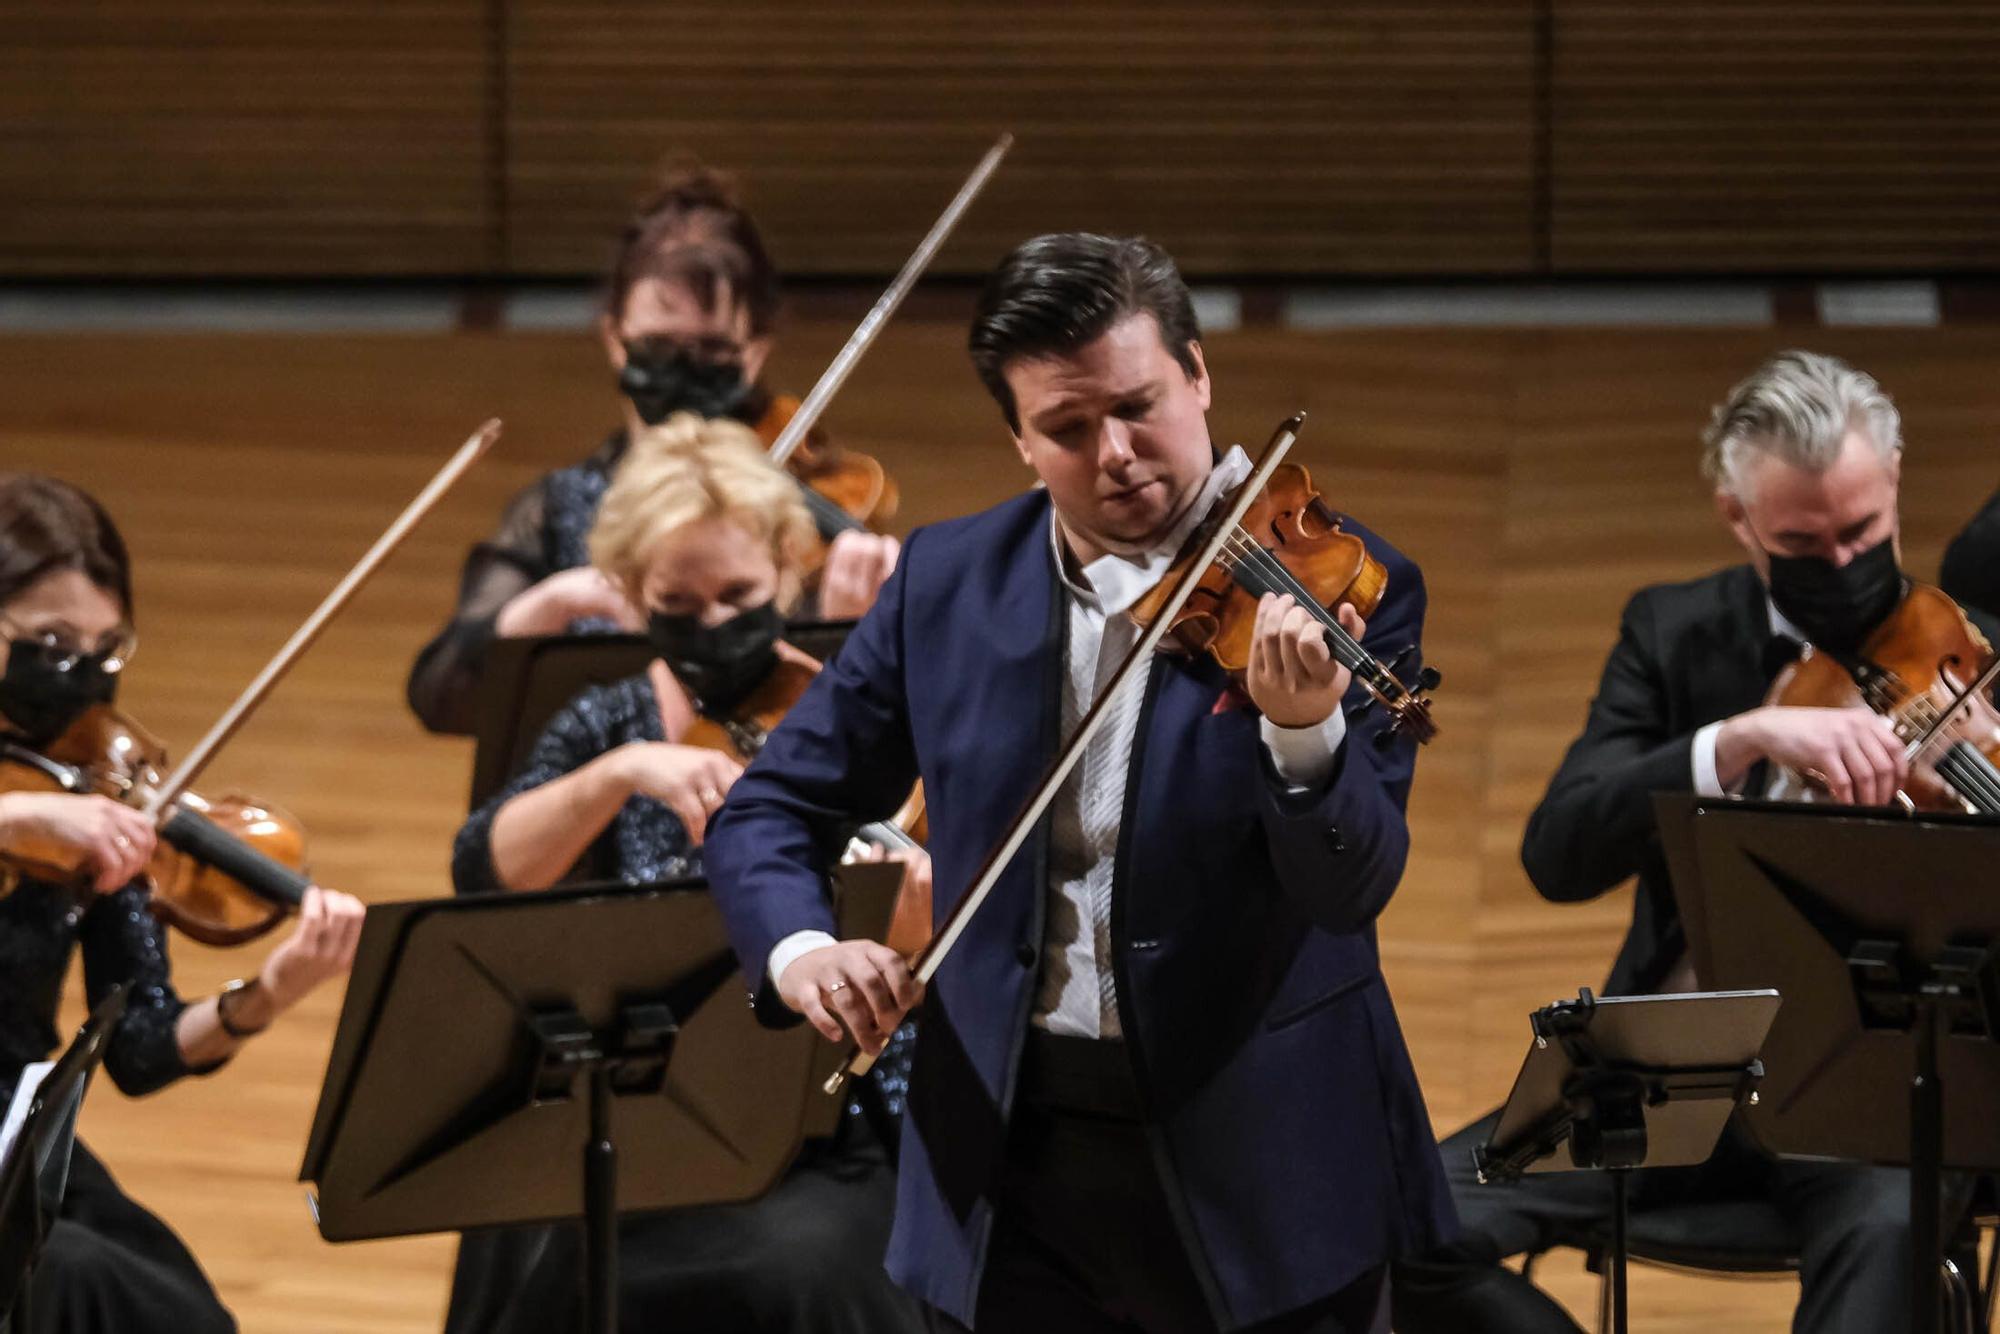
xmin=1940 ymin=743 xmax=2000 ymax=813
xmin=1952 ymin=752 xmax=2000 ymax=816
xmin=1870 ymin=679 xmax=2000 ymax=811
xmin=1218 ymin=532 xmax=1395 ymax=697
xmin=1219 ymin=529 xmax=1377 ymax=674
xmin=1940 ymin=748 xmax=2000 ymax=813
xmin=1924 ymin=702 xmax=2000 ymax=808
xmin=801 ymin=484 xmax=865 ymax=537
xmin=1964 ymin=762 xmax=2000 ymax=814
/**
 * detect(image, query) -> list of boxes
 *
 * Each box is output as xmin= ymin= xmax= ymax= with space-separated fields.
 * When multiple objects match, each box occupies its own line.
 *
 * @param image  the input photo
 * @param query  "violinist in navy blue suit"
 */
xmin=705 ymin=233 xmax=1456 ymax=1333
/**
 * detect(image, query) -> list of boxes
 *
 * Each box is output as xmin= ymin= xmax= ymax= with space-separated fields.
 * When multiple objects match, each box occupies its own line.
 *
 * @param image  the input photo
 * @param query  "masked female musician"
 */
xmin=0 ymin=474 xmax=366 ymax=1334
xmin=441 ymin=415 xmax=924 ymax=1334
xmin=407 ymin=165 xmax=902 ymax=735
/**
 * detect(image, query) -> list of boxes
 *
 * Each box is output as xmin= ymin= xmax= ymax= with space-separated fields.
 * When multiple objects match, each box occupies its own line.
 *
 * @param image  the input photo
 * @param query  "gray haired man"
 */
xmin=1392 ymin=350 xmax=1992 ymax=1333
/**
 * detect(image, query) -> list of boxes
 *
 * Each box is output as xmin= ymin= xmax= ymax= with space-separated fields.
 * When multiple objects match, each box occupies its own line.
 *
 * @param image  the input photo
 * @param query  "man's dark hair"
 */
xmin=969 ymin=233 xmax=1202 ymax=433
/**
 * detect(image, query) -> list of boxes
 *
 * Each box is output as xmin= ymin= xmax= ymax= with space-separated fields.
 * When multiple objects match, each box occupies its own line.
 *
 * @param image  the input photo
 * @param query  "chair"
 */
xmin=1519 ymin=1196 xmax=1985 ymax=1334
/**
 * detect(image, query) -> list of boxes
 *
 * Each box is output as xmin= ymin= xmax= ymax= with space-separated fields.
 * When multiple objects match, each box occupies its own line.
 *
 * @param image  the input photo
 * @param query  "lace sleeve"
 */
xmin=77 ymin=885 xmax=205 ymax=1097
xmin=407 ymin=480 xmax=553 ymax=736
xmin=452 ymin=685 xmax=628 ymax=895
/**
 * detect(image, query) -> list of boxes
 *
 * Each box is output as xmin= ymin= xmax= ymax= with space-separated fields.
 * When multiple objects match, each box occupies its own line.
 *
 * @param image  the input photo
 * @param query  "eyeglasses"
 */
xmin=0 ymin=615 xmax=138 ymax=675
xmin=624 ymin=333 xmax=746 ymax=369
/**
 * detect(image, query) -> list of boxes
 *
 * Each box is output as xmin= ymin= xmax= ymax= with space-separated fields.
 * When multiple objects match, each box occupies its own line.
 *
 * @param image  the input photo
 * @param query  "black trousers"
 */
xmin=931 ymin=1032 xmax=1389 ymax=1334
xmin=24 ymin=1140 xmax=234 ymax=1334
xmin=444 ymin=1120 xmax=924 ymax=1334
xmin=1391 ymin=1110 xmax=1952 ymax=1334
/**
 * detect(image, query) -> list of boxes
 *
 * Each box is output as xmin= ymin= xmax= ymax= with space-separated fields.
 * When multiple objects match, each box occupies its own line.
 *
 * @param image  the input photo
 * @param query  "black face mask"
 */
xmin=0 ymin=640 xmax=118 ymax=747
xmin=618 ymin=341 xmax=752 ymax=426
xmin=1765 ymin=535 xmax=1906 ymax=653
xmin=647 ymin=602 xmax=783 ymax=716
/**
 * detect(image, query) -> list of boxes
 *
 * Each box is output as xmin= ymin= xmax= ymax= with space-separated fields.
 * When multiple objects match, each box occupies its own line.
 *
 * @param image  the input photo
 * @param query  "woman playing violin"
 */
xmin=407 ymin=165 xmax=902 ymax=734
xmin=0 ymin=474 xmax=365 ymax=1334
xmin=442 ymin=414 xmax=922 ymax=1334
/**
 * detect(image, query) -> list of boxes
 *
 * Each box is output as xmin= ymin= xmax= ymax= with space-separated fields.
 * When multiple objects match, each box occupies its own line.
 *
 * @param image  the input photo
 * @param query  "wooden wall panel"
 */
xmin=1549 ymin=1 xmax=2000 ymax=272
xmin=502 ymin=2 xmax=1538 ymax=276
xmin=0 ymin=3 xmax=494 ymax=275
xmin=11 ymin=1 xmax=2000 ymax=279
xmin=16 ymin=324 xmax=1999 ymax=1329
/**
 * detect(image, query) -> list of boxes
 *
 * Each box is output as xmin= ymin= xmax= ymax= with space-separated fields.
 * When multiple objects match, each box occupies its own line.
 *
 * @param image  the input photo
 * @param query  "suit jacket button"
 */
xmin=1324 ymin=826 xmax=1346 ymax=853
xmin=1016 ymin=943 xmax=1038 ymax=968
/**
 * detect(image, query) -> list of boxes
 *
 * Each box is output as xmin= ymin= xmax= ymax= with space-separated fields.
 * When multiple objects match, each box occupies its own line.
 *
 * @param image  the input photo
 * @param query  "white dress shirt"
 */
xmin=768 ymin=448 xmax=1351 ymax=1019
xmin=1688 ymin=598 xmax=1806 ymax=797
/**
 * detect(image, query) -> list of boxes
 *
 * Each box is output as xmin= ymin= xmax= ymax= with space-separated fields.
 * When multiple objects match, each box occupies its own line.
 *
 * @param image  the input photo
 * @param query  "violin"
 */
xmin=1130 ymin=451 xmax=1441 ymax=744
xmin=1766 ymin=580 xmax=2000 ymax=815
xmin=825 ymin=411 xmax=1414 ymax=1094
xmin=677 ymin=652 xmax=932 ymax=957
xmin=0 ymin=705 xmax=309 ymax=945
xmin=757 ymin=395 xmax=900 ymax=544
xmin=0 ymin=420 xmax=500 ymax=941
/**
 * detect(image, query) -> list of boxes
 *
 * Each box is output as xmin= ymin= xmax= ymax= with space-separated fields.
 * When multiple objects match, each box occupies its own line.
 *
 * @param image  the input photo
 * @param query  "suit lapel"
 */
xmin=1695 ymin=565 xmax=1778 ymax=723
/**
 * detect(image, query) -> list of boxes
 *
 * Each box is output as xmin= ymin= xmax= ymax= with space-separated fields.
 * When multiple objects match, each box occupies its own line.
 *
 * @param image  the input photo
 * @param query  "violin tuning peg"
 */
xmin=1386 ymin=645 xmax=1440 ymax=693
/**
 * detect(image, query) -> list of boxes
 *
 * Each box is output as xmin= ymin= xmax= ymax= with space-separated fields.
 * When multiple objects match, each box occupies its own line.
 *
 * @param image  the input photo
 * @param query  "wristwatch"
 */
xmin=215 ymin=977 xmax=269 ymax=1040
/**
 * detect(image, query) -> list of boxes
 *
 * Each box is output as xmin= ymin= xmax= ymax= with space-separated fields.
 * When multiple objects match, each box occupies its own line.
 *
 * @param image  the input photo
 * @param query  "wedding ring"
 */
xmin=826 ymin=980 xmax=849 ymax=994
xmin=700 ymin=787 xmax=720 ymax=806
xmin=114 ymin=835 xmax=132 ymax=850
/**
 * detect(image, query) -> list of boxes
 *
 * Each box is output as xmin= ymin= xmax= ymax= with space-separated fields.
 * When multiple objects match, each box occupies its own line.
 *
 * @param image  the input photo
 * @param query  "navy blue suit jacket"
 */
xmin=705 ymin=487 xmax=1457 ymax=1328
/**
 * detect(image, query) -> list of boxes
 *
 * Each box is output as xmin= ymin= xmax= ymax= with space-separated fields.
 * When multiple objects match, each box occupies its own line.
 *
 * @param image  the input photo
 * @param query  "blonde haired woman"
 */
xmin=445 ymin=413 xmax=922 ymax=1334
xmin=406 ymin=167 xmax=900 ymax=735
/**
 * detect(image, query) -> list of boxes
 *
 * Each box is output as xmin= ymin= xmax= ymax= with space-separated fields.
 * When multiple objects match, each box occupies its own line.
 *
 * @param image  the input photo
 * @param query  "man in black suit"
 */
xmin=1942 ymin=486 xmax=2000 ymax=620
xmin=1393 ymin=350 xmax=1990 ymax=1333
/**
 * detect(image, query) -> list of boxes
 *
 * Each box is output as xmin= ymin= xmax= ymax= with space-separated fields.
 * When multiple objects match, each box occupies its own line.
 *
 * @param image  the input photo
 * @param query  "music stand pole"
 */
xmin=1475 ymin=988 xmax=1777 ymax=1334
xmin=300 ymin=867 xmax=908 ymax=1327
xmin=1653 ymin=796 xmax=2000 ymax=1334
xmin=1609 ymin=1168 xmax=1629 ymax=1333
xmin=585 ymin=1065 xmax=615 ymax=1334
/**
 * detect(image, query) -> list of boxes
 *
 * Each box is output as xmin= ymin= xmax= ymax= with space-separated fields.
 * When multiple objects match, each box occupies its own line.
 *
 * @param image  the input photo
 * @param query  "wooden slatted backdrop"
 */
xmin=1548 ymin=1 xmax=2000 ymax=272
xmin=9 ymin=2 xmax=2000 ymax=277
xmin=5 ymin=320 xmax=1997 ymax=1330
xmin=0 ymin=2 xmax=495 ymax=275
xmin=502 ymin=1 xmax=1538 ymax=276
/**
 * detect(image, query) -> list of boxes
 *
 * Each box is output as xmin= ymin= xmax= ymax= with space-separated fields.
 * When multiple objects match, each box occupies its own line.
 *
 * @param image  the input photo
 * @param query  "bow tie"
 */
xmin=1762 ymin=633 xmax=1804 ymax=681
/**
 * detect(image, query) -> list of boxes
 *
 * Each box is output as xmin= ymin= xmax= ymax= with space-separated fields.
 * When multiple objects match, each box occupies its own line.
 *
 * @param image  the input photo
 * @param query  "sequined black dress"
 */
xmin=443 ymin=672 xmax=923 ymax=1334
xmin=0 ymin=876 xmax=233 ymax=1334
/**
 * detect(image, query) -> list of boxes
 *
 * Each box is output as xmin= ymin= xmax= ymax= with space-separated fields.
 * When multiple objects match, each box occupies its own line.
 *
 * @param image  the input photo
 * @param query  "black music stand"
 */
xmin=1658 ymin=794 xmax=2000 ymax=1334
xmin=299 ymin=864 xmax=901 ymax=1334
xmin=1474 ymin=987 xmax=1777 ymax=1334
xmin=467 ymin=620 xmax=860 ymax=808
xmin=0 ymin=985 xmax=128 ymax=1333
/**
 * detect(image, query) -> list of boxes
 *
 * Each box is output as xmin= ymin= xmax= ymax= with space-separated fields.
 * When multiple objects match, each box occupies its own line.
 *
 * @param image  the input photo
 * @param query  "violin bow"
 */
xmin=141 ymin=419 xmax=503 ymax=819
xmin=765 ymin=133 xmax=1012 ymax=471
xmin=825 ymin=412 xmax=1306 ymax=1094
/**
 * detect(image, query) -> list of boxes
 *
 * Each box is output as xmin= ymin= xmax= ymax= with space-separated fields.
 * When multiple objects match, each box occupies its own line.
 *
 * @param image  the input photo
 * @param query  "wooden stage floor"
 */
xmin=6 ymin=319 xmax=1998 ymax=1331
